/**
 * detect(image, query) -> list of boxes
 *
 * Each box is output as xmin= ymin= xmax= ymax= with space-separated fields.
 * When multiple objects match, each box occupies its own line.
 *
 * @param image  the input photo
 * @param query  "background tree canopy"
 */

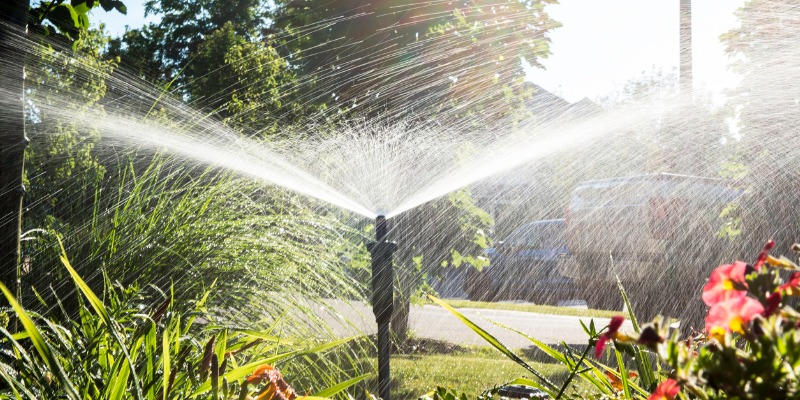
xmin=112 ymin=0 xmax=559 ymax=123
xmin=11 ymin=0 xmax=562 ymax=343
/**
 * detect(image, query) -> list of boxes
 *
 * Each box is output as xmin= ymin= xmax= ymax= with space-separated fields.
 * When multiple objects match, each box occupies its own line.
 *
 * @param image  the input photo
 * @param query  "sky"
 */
xmin=95 ymin=0 xmax=746 ymax=104
xmin=524 ymin=0 xmax=746 ymax=103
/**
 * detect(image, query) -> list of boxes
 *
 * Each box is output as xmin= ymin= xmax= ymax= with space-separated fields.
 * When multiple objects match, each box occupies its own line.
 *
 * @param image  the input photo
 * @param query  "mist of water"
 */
xmin=3 ymin=2 xmax=800 ymax=346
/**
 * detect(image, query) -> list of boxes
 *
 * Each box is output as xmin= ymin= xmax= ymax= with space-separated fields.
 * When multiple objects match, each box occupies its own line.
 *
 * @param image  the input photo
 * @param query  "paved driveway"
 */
xmin=315 ymin=299 xmax=628 ymax=347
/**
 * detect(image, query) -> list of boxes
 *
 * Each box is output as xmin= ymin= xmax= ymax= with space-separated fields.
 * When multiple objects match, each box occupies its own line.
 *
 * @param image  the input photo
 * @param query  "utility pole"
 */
xmin=679 ymin=0 xmax=693 ymax=96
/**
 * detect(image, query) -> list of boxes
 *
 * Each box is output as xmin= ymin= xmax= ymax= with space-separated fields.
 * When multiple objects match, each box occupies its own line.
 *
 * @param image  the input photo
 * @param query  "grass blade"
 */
xmin=163 ymin=325 xmax=171 ymax=400
xmin=190 ymin=335 xmax=359 ymax=397
xmin=615 ymin=349 xmax=632 ymax=399
xmin=428 ymin=296 xmax=557 ymax=391
xmin=312 ymin=373 xmax=372 ymax=397
xmin=492 ymin=319 xmax=612 ymax=396
xmin=504 ymin=377 xmax=556 ymax=396
xmin=618 ymin=277 xmax=658 ymax=389
xmin=0 ymin=283 xmax=80 ymax=400
xmin=57 ymin=237 xmax=144 ymax=400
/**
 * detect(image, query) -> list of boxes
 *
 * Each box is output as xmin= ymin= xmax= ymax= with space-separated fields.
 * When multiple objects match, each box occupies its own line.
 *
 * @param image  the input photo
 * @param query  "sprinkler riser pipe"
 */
xmin=366 ymin=215 xmax=396 ymax=400
xmin=367 ymin=216 xmax=396 ymax=325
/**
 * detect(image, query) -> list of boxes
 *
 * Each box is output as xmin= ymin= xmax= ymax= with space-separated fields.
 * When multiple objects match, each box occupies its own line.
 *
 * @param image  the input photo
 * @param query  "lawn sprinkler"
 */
xmin=366 ymin=215 xmax=396 ymax=400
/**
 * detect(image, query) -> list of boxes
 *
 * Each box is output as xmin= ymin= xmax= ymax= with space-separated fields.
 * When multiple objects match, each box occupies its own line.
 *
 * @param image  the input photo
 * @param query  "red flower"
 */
xmin=595 ymin=315 xmax=625 ymax=358
xmin=763 ymin=291 xmax=782 ymax=317
xmin=754 ymin=240 xmax=776 ymax=270
xmin=706 ymin=296 xmax=764 ymax=337
xmin=647 ymin=379 xmax=680 ymax=400
xmin=779 ymin=272 xmax=800 ymax=296
xmin=245 ymin=364 xmax=298 ymax=400
xmin=702 ymin=261 xmax=748 ymax=306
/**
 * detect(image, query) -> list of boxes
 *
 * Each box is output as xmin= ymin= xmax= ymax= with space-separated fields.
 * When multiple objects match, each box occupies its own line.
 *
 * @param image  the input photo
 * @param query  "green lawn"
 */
xmin=388 ymin=351 xmax=570 ymax=399
xmin=439 ymin=299 xmax=621 ymax=319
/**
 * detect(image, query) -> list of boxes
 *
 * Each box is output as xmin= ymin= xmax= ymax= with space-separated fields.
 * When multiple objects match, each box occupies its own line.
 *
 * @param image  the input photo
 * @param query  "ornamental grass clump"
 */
xmin=0 ymin=239 xmax=369 ymax=399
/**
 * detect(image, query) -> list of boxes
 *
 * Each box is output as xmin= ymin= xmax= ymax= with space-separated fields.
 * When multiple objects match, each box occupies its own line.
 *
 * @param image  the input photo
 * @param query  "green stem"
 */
xmin=556 ymin=342 xmax=592 ymax=399
xmin=32 ymin=0 xmax=64 ymax=29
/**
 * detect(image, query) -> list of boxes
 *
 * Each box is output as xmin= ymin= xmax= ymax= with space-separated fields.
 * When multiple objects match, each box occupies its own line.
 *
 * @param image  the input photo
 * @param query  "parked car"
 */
xmin=557 ymin=173 xmax=742 ymax=323
xmin=464 ymin=219 xmax=575 ymax=304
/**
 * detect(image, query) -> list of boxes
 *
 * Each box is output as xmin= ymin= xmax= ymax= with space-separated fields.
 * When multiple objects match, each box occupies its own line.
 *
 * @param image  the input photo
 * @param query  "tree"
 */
xmin=390 ymin=188 xmax=493 ymax=340
xmin=111 ymin=0 xmax=265 ymax=85
xmin=183 ymin=22 xmax=302 ymax=135
xmin=1 ymin=0 xmax=125 ymax=295
xmin=0 ymin=0 xmax=30 ymax=299
xmin=269 ymin=0 xmax=560 ymax=120
xmin=720 ymin=0 xmax=800 ymax=250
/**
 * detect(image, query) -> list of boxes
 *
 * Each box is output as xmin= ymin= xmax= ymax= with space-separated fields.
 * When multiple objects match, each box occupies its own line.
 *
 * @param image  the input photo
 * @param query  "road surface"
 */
xmin=312 ymin=299 xmax=629 ymax=347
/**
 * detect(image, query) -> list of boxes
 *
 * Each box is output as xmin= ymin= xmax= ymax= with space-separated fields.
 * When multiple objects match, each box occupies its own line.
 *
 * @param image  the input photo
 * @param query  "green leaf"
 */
xmin=492 ymin=320 xmax=612 ymax=396
xmin=504 ymin=377 xmax=554 ymax=396
xmin=189 ymin=336 xmax=359 ymax=397
xmin=57 ymin=238 xmax=144 ymax=400
xmin=615 ymin=349 xmax=632 ymax=399
xmin=230 ymin=328 xmax=290 ymax=344
xmin=112 ymin=0 xmax=127 ymax=14
xmin=48 ymin=4 xmax=80 ymax=34
xmin=0 ymin=283 xmax=81 ymax=400
xmin=71 ymin=0 xmax=91 ymax=14
xmin=312 ymin=373 xmax=371 ymax=397
xmin=107 ymin=358 xmax=131 ymax=400
xmin=77 ymin=13 xmax=89 ymax=29
xmin=57 ymin=237 xmax=110 ymax=324
xmin=427 ymin=296 xmax=557 ymax=391
xmin=163 ymin=326 xmax=170 ymax=400
xmin=99 ymin=0 xmax=113 ymax=11
xmin=214 ymin=329 xmax=227 ymax=369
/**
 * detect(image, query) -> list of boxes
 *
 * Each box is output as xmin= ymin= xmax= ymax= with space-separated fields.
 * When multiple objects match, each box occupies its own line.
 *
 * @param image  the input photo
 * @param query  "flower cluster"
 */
xmin=660 ymin=241 xmax=800 ymax=399
xmin=592 ymin=241 xmax=800 ymax=400
xmin=701 ymin=259 xmax=763 ymax=339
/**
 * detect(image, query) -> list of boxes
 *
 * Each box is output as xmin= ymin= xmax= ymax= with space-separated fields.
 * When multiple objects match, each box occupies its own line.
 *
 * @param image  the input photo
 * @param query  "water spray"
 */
xmin=366 ymin=215 xmax=396 ymax=400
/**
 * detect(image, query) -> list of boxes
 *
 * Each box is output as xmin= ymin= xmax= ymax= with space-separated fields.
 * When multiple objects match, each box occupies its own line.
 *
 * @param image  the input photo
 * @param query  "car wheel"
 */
xmin=580 ymin=279 xmax=624 ymax=311
xmin=464 ymin=268 xmax=494 ymax=301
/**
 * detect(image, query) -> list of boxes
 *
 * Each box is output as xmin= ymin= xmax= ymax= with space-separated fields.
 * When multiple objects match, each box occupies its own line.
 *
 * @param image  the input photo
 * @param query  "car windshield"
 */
xmin=504 ymin=222 xmax=564 ymax=248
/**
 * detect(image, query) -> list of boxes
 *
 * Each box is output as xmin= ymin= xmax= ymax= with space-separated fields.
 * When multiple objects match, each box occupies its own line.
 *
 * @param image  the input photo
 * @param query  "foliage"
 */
xmin=23 ymin=157 xmax=368 ymax=325
xmin=113 ymin=0 xmax=265 ymax=83
xmin=650 ymin=242 xmax=800 ymax=399
xmin=184 ymin=22 xmax=304 ymax=136
xmin=28 ymin=0 xmax=126 ymax=43
xmin=24 ymin=28 xmax=118 ymax=230
xmin=0 ymin=242 xmax=369 ymax=399
xmin=720 ymin=0 xmax=800 ymax=250
xmin=269 ymin=0 xmax=560 ymax=120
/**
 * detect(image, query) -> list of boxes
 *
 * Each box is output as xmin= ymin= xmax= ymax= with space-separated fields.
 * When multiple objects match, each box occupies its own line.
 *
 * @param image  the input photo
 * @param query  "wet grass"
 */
xmin=385 ymin=350 xmax=570 ymax=399
xmin=440 ymin=299 xmax=620 ymax=319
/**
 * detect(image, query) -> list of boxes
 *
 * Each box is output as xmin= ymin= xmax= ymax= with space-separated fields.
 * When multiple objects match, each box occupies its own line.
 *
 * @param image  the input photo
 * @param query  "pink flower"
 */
xmin=647 ymin=379 xmax=680 ymax=400
xmin=706 ymin=296 xmax=764 ymax=337
xmin=595 ymin=315 xmax=625 ymax=358
xmin=702 ymin=261 xmax=748 ymax=307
